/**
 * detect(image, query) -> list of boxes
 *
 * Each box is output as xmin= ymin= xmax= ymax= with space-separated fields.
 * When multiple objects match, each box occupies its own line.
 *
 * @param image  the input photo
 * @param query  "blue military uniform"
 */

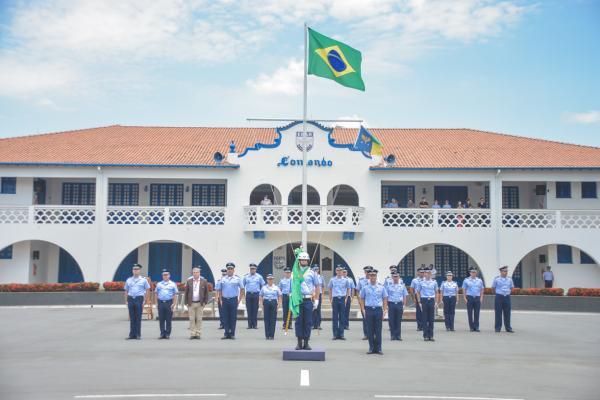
xmin=360 ymin=270 xmax=388 ymax=354
xmin=312 ymin=265 xmax=324 ymax=330
xmin=386 ymin=274 xmax=408 ymax=340
xmin=492 ymin=266 xmax=515 ymax=333
xmin=410 ymin=268 xmax=425 ymax=331
xmin=215 ymin=268 xmax=227 ymax=329
xmin=243 ymin=264 xmax=265 ymax=329
xmin=329 ymin=268 xmax=350 ymax=339
xmin=218 ymin=263 xmax=244 ymax=339
xmin=439 ymin=271 xmax=459 ymax=331
xmin=417 ymin=273 xmax=438 ymax=341
xmin=344 ymin=271 xmax=355 ymax=329
xmin=260 ymin=275 xmax=281 ymax=340
xmin=356 ymin=266 xmax=372 ymax=340
xmin=278 ymin=268 xmax=292 ymax=329
xmin=294 ymin=257 xmax=319 ymax=350
xmin=155 ymin=271 xmax=179 ymax=339
xmin=462 ymin=268 xmax=484 ymax=332
xmin=124 ymin=265 xmax=151 ymax=339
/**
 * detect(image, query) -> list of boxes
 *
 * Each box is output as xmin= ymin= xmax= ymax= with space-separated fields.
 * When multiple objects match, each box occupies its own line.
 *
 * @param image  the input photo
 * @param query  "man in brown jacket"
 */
xmin=184 ymin=267 xmax=209 ymax=339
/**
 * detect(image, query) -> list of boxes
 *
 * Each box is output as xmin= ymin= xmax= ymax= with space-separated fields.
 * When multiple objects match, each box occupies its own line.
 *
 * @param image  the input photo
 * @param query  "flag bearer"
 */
xmin=356 ymin=266 xmax=372 ymax=340
xmin=215 ymin=268 xmax=227 ymax=329
xmin=342 ymin=267 xmax=354 ymax=330
xmin=462 ymin=267 xmax=484 ymax=332
xmin=278 ymin=268 xmax=292 ymax=328
xmin=329 ymin=266 xmax=350 ymax=340
xmin=218 ymin=262 xmax=244 ymax=339
xmin=124 ymin=264 xmax=151 ymax=340
xmin=416 ymin=268 xmax=439 ymax=341
xmin=155 ymin=269 xmax=179 ymax=340
xmin=312 ymin=264 xmax=324 ymax=330
xmin=243 ymin=263 xmax=265 ymax=329
xmin=294 ymin=251 xmax=320 ymax=350
xmin=260 ymin=274 xmax=282 ymax=340
xmin=359 ymin=269 xmax=388 ymax=355
xmin=439 ymin=271 xmax=459 ymax=331
xmin=492 ymin=266 xmax=515 ymax=333
xmin=410 ymin=267 xmax=425 ymax=331
xmin=386 ymin=272 xmax=408 ymax=340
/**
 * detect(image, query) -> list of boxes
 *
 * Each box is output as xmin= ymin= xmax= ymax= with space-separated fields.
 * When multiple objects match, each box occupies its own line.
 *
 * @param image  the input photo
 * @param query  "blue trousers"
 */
xmin=365 ymin=306 xmax=383 ymax=352
xmin=421 ymin=298 xmax=435 ymax=339
xmin=218 ymin=298 xmax=224 ymax=327
xmin=157 ymin=299 xmax=173 ymax=337
xmin=344 ymin=295 xmax=352 ymax=329
xmin=362 ymin=313 xmax=368 ymax=337
xmin=295 ymin=299 xmax=313 ymax=338
xmin=127 ymin=296 xmax=144 ymax=338
xmin=281 ymin=294 xmax=291 ymax=329
xmin=466 ymin=296 xmax=481 ymax=330
xmin=312 ymin=293 xmax=322 ymax=328
xmin=414 ymin=299 xmax=423 ymax=330
xmin=388 ymin=301 xmax=403 ymax=339
xmin=222 ymin=297 xmax=238 ymax=337
xmin=246 ymin=292 xmax=259 ymax=328
xmin=263 ymin=299 xmax=278 ymax=338
xmin=494 ymin=294 xmax=512 ymax=331
xmin=332 ymin=297 xmax=346 ymax=338
xmin=443 ymin=296 xmax=457 ymax=330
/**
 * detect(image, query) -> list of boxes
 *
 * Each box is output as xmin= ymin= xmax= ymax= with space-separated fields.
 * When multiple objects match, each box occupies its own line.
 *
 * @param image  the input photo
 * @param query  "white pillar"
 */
xmin=490 ymin=171 xmax=503 ymax=269
xmin=95 ymin=169 xmax=107 ymax=282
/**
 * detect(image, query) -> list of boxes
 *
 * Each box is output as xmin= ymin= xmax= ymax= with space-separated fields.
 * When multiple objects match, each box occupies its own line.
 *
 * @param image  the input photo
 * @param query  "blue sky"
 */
xmin=0 ymin=0 xmax=598 ymax=146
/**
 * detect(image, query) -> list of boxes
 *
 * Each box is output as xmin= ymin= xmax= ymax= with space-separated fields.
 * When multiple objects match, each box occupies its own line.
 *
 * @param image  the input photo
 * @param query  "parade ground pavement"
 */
xmin=0 ymin=307 xmax=598 ymax=400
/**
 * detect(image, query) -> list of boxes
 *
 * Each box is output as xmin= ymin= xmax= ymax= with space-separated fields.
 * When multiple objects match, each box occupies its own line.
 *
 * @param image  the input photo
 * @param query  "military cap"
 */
xmin=363 ymin=266 xmax=372 ymax=271
xmin=220 ymin=268 xmax=227 ymax=273
xmin=369 ymin=269 xmax=379 ymax=274
xmin=335 ymin=266 xmax=343 ymax=271
xmin=311 ymin=265 xmax=320 ymax=270
xmin=391 ymin=272 xmax=399 ymax=277
xmin=226 ymin=262 xmax=235 ymax=268
xmin=499 ymin=266 xmax=508 ymax=271
xmin=132 ymin=264 xmax=142 ymax=270
xmin=283 ymin=267 xmax=291 ymax=272
xmin=417 ymin=267 xmax=425 ymax=272
xmin=469 ymin=266 xmax=478 ymax=272
xmin=161 ymin=269 xmax=170 ymax=274
xmin=266 ymin=274 xmax=274 ymax=279
xmin=446 ymin=271 xmax=453 ymax=276
xmin=249 ymin=263 xmax=257 ymax=269
xmin=389 ymin=265 xmax=397 ymax=269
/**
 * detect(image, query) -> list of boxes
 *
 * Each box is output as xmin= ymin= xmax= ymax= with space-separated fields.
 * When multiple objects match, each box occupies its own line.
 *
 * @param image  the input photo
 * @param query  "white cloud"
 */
xmin=564 ymin=111 xmax=600 ymax=125
xmin=246 ymin=58 xmax=303 ymax=95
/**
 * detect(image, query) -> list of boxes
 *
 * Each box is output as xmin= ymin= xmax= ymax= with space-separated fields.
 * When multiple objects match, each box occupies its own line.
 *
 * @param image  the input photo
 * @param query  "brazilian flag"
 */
xmin=308 ymin=28 xmax=365 ymax=91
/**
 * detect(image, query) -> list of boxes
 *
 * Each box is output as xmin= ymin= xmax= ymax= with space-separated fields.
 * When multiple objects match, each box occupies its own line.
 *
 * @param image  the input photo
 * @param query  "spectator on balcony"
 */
xmin=456 ymin=201 xmax=464 ymax=209
xmin=542 ymin=266 xmax=554 ymax=288
xmin=465 ymin=198 xmax=473 ymax=208
xmin=442 ymin=200 xmax=452 ymax=209
xmin=260 ymin=195 xmax=272 ymax=206
xmin=432 ymin=200 xmax=441 ymax=208
xmin=385 ymin=198 xmax=399 ymax=208
xmin=477 ymin=197 xmax=486 ymax=208
xmin=406 ymin=199 xmax=415 ymax=208
xmin=419 ymin=197 xmax=429 ymax=208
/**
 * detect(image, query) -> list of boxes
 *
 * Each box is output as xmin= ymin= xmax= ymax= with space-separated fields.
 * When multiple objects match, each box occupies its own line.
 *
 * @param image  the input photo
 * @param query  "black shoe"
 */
xmin=218 ymin=326 xmax=224 ymax=330
xmin=318 ymin=327 xmax=322 ymax=330
xmin=429 ymin=338 xmax=435 ymax=342
xmin=475 ymin=329 xmax=480 ymax=332
xmin=506 ymin=329 xmax=515 ymax=333
xmin=362 ymin=336 xmax=368 ymax=340
xmin=165 ymin=336 xmax=170 ymax=339
xmin=339 ymin=337 xmax=346 ymax=340
xmin=303 ymin=339 xmax=311 ymax=350
xmin=376 ymin=351 xmax=383 ymax=355
xmin=229 ymin=336 xmax=235 ymax=340
xmin=125 ymin=337 xmax=136 ymax=340
xmin=296 ymin=338 xmax=303 ymax=350
xmin=398 ymin=338 xmax=403 ymax=341
xmin=135 ymin=336 xmax=141 ymax=340
xmin=450 ymin=329 xmax=455 ymax=332
xmin=424 ymin=338 xmax=429 ymax=341
xmin=417 ymin=328 xmax=423 ymax=331
xmin=332 ymin=337 xmax=338 ymax=340
xmin=190 ymin=336 xmax=196 ymax=340
xmin=367 ymin=349 xmax=374 ymax=354
xmin=470 ymin=329 xmax=475 ymax=332
xmin=158 ymin=336 xmax=165 ymax=340
xmin=495 ymin=330 xmax=501 ymax=333
xmin=221 ymin=336 xmax=229 ymax=340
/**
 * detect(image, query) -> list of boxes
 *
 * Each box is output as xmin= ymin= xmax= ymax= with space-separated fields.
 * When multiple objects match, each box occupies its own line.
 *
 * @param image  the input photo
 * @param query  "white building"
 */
xmin=0 ymin=122 xmax=599 ymax=289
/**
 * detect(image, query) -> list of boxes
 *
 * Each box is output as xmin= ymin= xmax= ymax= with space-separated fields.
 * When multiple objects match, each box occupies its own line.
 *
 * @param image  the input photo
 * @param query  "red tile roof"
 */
xmin=0 ymin=125 xmax=598 ymax=169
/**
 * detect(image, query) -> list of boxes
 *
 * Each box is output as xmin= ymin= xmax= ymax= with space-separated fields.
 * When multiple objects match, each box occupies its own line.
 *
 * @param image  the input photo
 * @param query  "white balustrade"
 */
xmin=0 ymin=206 xmax=29 ymax=224
xmin=107 ymin=206 xmax=225 ymax=225
xmin=33 ymin=205 xmax=96 ymax=224
xmin=561 ymin=210 xmax=600 ymax=229
xmin=382 ymin=208 xmax=491 ymax=228
xmin=502 ymin=210 xmax=557 ymax=228
xmin=244 ymin=205 xmax=364 ymax=228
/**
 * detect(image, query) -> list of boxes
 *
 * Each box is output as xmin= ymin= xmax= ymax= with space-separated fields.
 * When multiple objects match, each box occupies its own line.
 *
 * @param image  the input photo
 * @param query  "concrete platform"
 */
xmin=282 ymin=347 xmax=326 ymax=361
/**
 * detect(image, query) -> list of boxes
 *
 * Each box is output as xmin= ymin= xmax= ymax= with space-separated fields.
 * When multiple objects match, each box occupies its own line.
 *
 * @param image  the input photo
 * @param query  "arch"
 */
xmin=395 ymin=242 xmax=484 ymax=286
xmin=288 ymin=185 xmax=320 ymax=205
xmin=249 ymin=184 xmax=281 ymax=205
xmin=511 ymin=243 xmax=599 ymax=289
xmin=0 ymin=239 xmax=85 ymax=283
xmin=327 ymin=184 xmax=359 ymax=206
xmin=112 ymin=239 xmax=215 ymax=283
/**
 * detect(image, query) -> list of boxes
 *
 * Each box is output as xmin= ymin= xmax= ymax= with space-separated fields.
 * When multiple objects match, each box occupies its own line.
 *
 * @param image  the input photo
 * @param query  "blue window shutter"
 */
xmin=555 ymin=182 xmax=571 ymax=199
xmin=1 ymin=177 xmax=17 ymax=194
xmin=580 ymin=251 xmax=595 ymax=264
xmin=581 ymin=182 xmax=597 ymax=199
xmin=0 ymin=245 xmax=13 ymax=259
xmin=557 ymin=245 xmax=573 ymax=264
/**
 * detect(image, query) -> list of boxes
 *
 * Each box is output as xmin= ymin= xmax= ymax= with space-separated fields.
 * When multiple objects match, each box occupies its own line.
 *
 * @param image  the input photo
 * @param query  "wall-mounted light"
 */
xmin=144 ymin=185 xmax=148 ymax=192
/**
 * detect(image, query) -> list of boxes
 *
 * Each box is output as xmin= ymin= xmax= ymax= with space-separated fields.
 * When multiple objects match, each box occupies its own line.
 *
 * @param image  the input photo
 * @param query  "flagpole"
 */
xmin=301 ymin=22 xmax=308 ymax=252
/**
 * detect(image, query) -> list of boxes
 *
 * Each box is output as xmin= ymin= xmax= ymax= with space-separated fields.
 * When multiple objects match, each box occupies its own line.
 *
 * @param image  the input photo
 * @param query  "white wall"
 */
xmin=547 ymin=245 xmax=600 ymax=288
xmin=0 ymin=241 xmax=30 ymax=283
xmin=547 ymin=181 xmax=600 ymax=210
xmin=0 ymin=177 xmax=33 ymax=205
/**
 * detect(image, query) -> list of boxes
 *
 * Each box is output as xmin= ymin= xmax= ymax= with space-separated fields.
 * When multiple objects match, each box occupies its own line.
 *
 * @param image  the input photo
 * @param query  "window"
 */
xmin=150 ymin=184 xmax=183 ymax=206
xmin=557 ymin=245 xmax=572 ymax=264
xmin=0 ymin=245 xmax=13 ymax=259
xmin=397 ymin=250 xmax=414 ymax=278
xmin=108 ymin=183 xmax=139 ymax=206
xmin=580 ymin=251 xmax=595 ymax=264
xmin=192 ymin=184 xmax=226 ymax=206
xmin=1 ymin=177 xmax=17 ymax=194
xmin=381 ymin=185 xmax=415 ymax=207
xmin=435 ymin=245 xmax=469 ymax=285
xmin=62 ymin=183 xmax=96 ymax=205
xmin=555 ymin=182 xmax=571 ymax=199
xmin=581 ymin=182 xmax=597 ymax=199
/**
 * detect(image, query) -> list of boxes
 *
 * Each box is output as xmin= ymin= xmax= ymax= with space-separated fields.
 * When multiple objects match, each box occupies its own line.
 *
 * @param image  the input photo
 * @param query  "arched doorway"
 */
xmin=249 ymin=184 xmax=281 ymax=205
xmin=327 ymin=184 xmax=359 ymax=206
xmin=288 ymin=185 xmax=320 ymax=205
xmin=513 ymin=244 xmax=599 ymax=288
xmin=0 ymin=240 xmax=84 ymax=283
xmin=396 ymin=243 xmax=483 ymax=286
xmin=113 ymin=241 xmax=214 ymax=283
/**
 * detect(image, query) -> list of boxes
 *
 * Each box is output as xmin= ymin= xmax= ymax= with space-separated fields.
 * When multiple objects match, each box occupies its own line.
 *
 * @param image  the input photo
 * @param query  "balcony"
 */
xmin=382 ymin=208 xmax=492 ymax=228
xmin=0 ymin=205 xmax=96 ymax=224
xmin=502 ymin=209 xmax=600 ymax=229
xmin=106 ymin=206 xmax=226 ymax=225
xmin=244 ymin=205 xmax=365 ymax=232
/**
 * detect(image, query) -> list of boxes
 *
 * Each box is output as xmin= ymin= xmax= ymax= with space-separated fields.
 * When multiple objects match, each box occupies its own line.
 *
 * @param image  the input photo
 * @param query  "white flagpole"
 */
xmin=301 ymin=22 xmax=308 ymax=251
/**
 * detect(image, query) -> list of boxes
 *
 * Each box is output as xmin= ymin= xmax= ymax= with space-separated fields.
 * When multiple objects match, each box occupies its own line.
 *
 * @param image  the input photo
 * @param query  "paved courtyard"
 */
xmin=0 ymin=307 xmax=598 ymax=400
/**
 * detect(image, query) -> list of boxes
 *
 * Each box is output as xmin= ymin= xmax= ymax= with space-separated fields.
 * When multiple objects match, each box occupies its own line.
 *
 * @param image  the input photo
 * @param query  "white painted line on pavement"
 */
xmin=375 ymin=395 xmax=524 ymax=400
xmin=300 ymin=369 xmax=310 ymax=386
xmin=74 ymin=394 xmax=226 ymax=398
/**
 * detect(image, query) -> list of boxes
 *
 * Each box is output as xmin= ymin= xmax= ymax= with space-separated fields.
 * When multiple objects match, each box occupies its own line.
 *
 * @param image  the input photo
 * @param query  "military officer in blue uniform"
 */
xmin=217 ymin=262 xmax=244 ymax=339
xmin=410 ymin=267 xmax=425 ymax=331
xmin=312 ymin=264 xmax=324 ymax=330
xmin=386 ymin=272 xmax=408 ymax=340
xmin=342 ymin=267 xmax=354 ymax=330
xmin=359 ymin=268 xmax=388 ymax=354
xmin=356 ymin=266 xmax=372 ymax=340
xmin=416 ymin=267 xmax=439 ymax=341
xmin=215 ymin=267 xmax=227 ymax=329
xmin=243 ymin=263 xmax=265 ymax=329
xmin=329 ymin=266 xmax=351 ymax=340
xmin=124 ymin=264 xmax=151 ymax=340
xmin=492 ymin=266 xmax=515 ymax=333
xmin=462 ymin=266 xmax=484 ymax=332
xmin=155 ymin=269 xmax=179 ymax=339
xmin=259 ymin=274 xmax=282 ymax=340
xmin=294 ymin=251 xmax=320 ymax=350
xmin=384 ymin=265 xmax=397 ymax=289
xmin=439 ymin=271 xmax=459 ymax=331
xmin=278 ymin=267 xmax=292 ymax=328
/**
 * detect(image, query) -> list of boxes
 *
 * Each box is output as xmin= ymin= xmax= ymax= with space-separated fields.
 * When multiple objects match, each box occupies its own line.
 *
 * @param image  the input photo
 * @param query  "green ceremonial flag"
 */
xmin=307 ymin=27 xmax=365 ymax=91
xmin=289 ymin=247 xmax=309 ymax=318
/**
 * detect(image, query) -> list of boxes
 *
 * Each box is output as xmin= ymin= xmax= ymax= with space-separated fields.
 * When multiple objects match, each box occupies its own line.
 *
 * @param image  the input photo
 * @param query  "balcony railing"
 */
xmin=0 ymin=205 xmax=96 ymax=224
xmin=244 ymin=205 xmax=365 ymax=231
xmin=502 ymin=209 xmax=600 ymax=229
xmin=106 ymin=206 xmax=226 ymax=225
xmin=382 ymin=208 xmax=492 ymax=228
